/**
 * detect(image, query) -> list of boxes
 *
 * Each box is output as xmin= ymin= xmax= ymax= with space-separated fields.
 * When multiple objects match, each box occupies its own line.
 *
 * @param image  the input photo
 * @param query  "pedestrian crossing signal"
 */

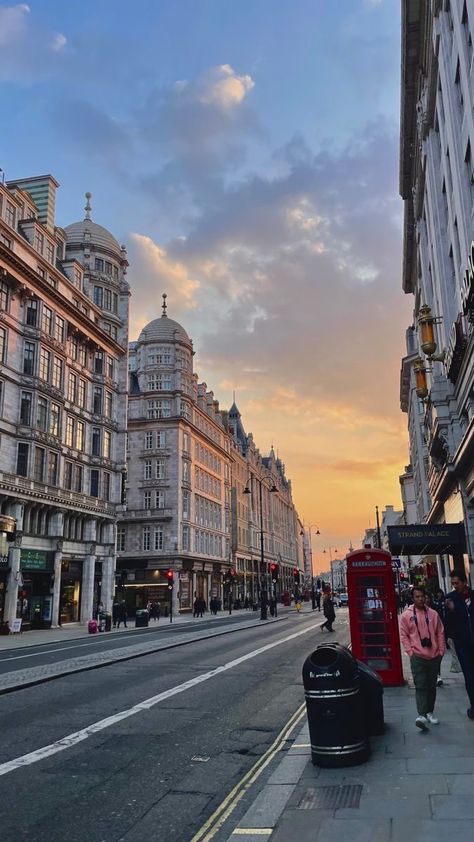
xmin=270 ymin=562 xmax=279 ymax=582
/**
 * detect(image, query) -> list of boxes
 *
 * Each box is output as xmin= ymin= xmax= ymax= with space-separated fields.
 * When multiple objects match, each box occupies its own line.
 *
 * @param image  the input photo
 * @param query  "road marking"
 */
xmin=190 ymin=703 xmax=306 ymax=842
xmin=231 ymin=831 xmax=273 ymax=836
xmin=0 ymin=621 xmax=319 ymax=778
xmin=290 ymin=743 xmax=310 ymax=748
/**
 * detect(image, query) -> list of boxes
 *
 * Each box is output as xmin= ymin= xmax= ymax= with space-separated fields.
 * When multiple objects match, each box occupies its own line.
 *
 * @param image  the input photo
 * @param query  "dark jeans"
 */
xmin=410 ymin=654 xmax=441 ymax=716
xmin=454 ymin=640 xmax=474 ymax=707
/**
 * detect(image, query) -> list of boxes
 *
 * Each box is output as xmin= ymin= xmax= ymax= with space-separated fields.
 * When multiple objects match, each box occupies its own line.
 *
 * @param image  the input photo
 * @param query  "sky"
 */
xmin=0 ymin=0 xmax=412 ymax=572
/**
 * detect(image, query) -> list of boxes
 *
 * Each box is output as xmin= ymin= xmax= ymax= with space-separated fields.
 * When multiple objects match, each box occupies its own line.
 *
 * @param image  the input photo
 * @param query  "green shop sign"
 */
xmin=20 ymin=550 xmax=52 ymax=571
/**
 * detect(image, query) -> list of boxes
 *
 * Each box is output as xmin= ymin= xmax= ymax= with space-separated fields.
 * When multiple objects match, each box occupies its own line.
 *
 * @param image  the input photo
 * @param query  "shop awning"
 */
xmin=387 ymin=523 xmax=466 ymax=556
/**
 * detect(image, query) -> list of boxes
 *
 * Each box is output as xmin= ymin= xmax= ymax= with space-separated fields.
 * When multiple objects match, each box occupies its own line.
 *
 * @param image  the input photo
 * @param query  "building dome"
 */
xmin=139 ymin=313 xmax=191 ymax=345
xmin=64 ymin=192 xmax=123 ymax=258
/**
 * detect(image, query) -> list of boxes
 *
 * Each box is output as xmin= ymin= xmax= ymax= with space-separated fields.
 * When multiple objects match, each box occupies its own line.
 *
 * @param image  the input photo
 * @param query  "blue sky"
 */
xmin=0 ymin=1 xmax=409 ymax=556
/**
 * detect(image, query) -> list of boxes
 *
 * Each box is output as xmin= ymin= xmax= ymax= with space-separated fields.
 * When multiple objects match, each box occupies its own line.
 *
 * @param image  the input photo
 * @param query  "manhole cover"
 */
xmin=297 ymin=785 xmax=363 ymax=810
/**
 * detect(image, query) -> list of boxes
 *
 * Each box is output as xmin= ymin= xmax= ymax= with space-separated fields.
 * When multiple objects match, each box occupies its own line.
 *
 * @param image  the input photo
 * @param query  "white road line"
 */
xmin=0 ymin=621 xmax=320 ymax=778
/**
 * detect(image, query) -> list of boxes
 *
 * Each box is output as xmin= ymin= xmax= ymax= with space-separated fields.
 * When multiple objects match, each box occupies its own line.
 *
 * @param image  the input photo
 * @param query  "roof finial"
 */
xmin=84 ymin=192 xmax=92 ymax=220
xmin=233 ymin=389 xmax=236 ymax=403
xmin=162 ymin=292 xmax=167 ymax=317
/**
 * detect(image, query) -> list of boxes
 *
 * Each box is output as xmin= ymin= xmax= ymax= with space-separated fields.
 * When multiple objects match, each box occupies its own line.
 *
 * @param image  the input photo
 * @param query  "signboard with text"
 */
xmin=20 ymin=550 xmax=53 ymax=571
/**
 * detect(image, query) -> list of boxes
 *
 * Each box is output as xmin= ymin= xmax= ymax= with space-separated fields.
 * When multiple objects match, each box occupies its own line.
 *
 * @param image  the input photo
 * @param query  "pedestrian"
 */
xmin=399 ymin=585 xmax=446 ymax=731
xmin=315 ymin=591 xmax=321 ymax=612
xmin=445 ymin=570 xmax=474 ymax=719
xmin=321 ymin=590 xmax=335 ymax=631
xmin=193 ymin=598 xmax=199 ymax=618
xmin=295 ymin=597 xmax=302 ymax=613
xmin=112 ymin=600 xmax=120 ymax=628
xmin=116 ymin=602 xmax=128 ymax=629
xmin=269 ymin=596 xmax=276 ymax=617
xmin=244 ymin=596 xmax=249 ymax=610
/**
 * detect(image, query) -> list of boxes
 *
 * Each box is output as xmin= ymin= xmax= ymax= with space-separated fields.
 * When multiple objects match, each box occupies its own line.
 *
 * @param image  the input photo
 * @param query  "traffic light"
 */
xmin=270 ymin=562 xmax=279 ymax=583
xmin=229 ymin=568 xmax=236 ymax=579
xmin=166 ymin=569 xmax=174 ymax=589
xmin=293 ymin=567 xmax=300 ymax=583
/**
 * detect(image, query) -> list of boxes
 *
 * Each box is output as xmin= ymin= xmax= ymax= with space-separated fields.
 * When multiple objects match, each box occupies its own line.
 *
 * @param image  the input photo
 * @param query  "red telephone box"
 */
xmin=347 ymin=547 xmax=404 ymax=686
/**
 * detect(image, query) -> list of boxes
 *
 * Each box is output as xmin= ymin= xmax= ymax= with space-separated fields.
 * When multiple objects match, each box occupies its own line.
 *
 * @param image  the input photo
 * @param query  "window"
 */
xmin=20 ymin=391 xmax=32 ymax=425
xmin=142 ymin=526 xmax=151 ymax=551
xmin=157 ymin=431 xmax=166 ymax=448
xmin=68 ymin=372 xmax=77 ymax=402
xmin=64 ymin=461 xmax=73 ymax=490
xmin=117 ymin=527 xmax=126 ymax=552
xmin=66 ymin=415 xmax=74 ymax=447
xmin=145 ymin=431 xmax=154 ymax=450
xmin=105 ymin=261 xmax=112 ymax=276
xmin=156 ymin=459 xmax=165 ymax=479
xmin=106 ymin=356 xmax=114 ymax=379
xmin=0 ymin=281 xmax=9 ymax=311
xmin=37 ymin=266 xmax=46 ymax=280
xmin=34 ymin=446 xmax=45 ymax=482
xmin=41 ymin=305 xmax=52 ymax=335
xmin=0 ymin=234 xmax=11 ymax=249
xmin=92 ymin=426 xmax=101 ymax=456
xmin=113 ymin=293 xmax=118 ymax=313
xmin=16 ymin=443 xmax=29 ymax=476
xmin=93 ymin=286 xmax=103 ymax=307
xmin=45 ymin=241 xmax=54 ymax=264
xmin=26 ymin=299 xmax=38 ymax=326
xmin=78 ymin=344 xmax=87 ymax=367
xmin=183 ymin=461 xmax=189 ymax=482
xmin=36 ymin=396 xmax=48 ymax=431
xmin=154 ymin=528 xmax=164 ymax=551
xmin=54 ymin=316 xmax=65 ymax=343
xmin=182 ymin=490 xmax=190 ymax=518
xmin=156 ymin=490 xmax=164 ymax=509
xmin=183 ymin=432 xmax=189 ymax=453
xmin=104 ymin=429 xmax=111 ymax=459
xmin=74 ymin=267 xmax=82 ymax=289
xmin=94 ymin=351 xmax=103 ymax=374
xmin=182 ymin=525 xmax=190 ymax=550
xmin=144 ymin=490 xmax=152 ymax=509
xmin=38 ymin=348 xmax=50 ymax=382
xmin=78 ymin=379 xmax=87 ymax=409
xmin=5 ymin=201 xmax=15 ymax=228
xmin=34 ymin=230 xmax=44 ymax=254
xmin=23 ymin=342 xmax=36 ymax=374
xmin=93 ymin=386 xmax=102 ymax=415
xmin=52 ymin=357 xmax=63 ymax=389
xmin=48 ymin=451 xmax=59 ymax=486
xmin=113 ymin=266 xmax=119 ymax=281
xmin=76 ymin=420 xmax=85 ymax=451
xmin=148 ymin=348 xmax=171 ymax=365
xmin=104 ymin=289 xmax=112 ymax=311
xmin=74 ymin=464 xmax=83 ymax=493
xmin=90 ymin=469 xmax=100 ymax=498
xmin=0 ymin=327 xmax=7 ymax=363
xmin=104 ymin=391 xmax=113 ymax=418
xmin=144 ymin=460 xmax=152 ymax=480
xmin=95 ymin=258 xmax=104 ymax=272
xmin=147 ymin=399 xmax=171 ymax=419
xmin=103 ymin=471 xmax=110 ymax=501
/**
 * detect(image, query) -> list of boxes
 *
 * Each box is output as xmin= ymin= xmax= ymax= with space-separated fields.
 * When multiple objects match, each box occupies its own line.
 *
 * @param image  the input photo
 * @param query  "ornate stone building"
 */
xmin=0 ymin=176 xmax=129 ymax=629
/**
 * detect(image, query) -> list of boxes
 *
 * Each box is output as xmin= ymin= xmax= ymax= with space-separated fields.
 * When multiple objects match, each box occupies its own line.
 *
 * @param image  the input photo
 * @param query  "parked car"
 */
xmin=337 ymin=592 xmax=348 ymax=607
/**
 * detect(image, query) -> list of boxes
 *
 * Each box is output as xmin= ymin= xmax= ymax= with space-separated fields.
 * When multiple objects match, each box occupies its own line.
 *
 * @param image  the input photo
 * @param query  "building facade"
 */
xmin=118 ymin=302 xmax=303 ymax=613
xmin=399 ymin=0 xmax=474 ymax=582
xmin=0 ymin=177 xmax=129 ymax=629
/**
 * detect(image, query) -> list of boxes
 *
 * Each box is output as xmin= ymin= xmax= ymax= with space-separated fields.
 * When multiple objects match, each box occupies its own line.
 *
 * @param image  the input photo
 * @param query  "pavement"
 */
xmin=224 ymin=647 xmax=474 ymax=842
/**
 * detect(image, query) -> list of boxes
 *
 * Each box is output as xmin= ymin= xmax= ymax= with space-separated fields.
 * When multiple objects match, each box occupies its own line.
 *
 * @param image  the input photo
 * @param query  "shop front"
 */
xmin=19 ymin=549 xmax=54 ymax=630
xmin=0 ymin=556 xmax=8 ymax=628
xmin=59 ymin=559 xmax=83 ymax=623
xmin=179 ymin=571 xmax=191 ymax=611
xmin=0 ymin=516 xmax=15 ymax=631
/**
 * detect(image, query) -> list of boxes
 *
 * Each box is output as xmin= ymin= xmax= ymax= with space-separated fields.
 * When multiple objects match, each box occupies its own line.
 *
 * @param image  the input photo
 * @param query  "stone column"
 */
xmin=206 ymin=572 xmax=212 ymax=608
xmin=101 ymin=554 xmax=114 ymax=613
xmin=192 ymin=571 xmax=197 ymax=602
xmin=4 ymin=502 xmax=23 ymax=627
xmin=172 ymin=571 xmax=180 ymax=617
xmin=52 ymin=546 xmax=63 ymax=627
xmin=81 ymin=548 xmax=96 ymax=624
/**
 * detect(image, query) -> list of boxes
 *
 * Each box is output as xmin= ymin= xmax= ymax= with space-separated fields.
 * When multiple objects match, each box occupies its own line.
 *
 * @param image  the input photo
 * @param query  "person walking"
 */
xmin=445 ymin=570 xmax=474 ymax=719
xmin=315 ymin=590 xmax=321 ymax=612
xmin=112 ymin=599 xmax=120 ymax=628
xmin=399 ymin=585 xmax=446 ymax=731
xmin=116 ymin=602 xmax=128 ymax=629
xmin=321 ymin=590 xmax=335 ymax=631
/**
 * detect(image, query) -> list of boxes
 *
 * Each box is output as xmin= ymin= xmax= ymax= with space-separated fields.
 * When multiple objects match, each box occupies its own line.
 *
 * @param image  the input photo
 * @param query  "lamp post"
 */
xmin=302 ymin=525 xmax=321 ymax=610
xmin=323 ymin=546 xmax=338 ymax=593
xmin=244 ymin=473 xmax=278 ymax=621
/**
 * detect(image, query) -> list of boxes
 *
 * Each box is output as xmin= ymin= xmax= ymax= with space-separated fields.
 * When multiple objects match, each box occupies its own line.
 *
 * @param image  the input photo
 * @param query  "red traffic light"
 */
xmin=229 ymin=568 xmax=236 ymax=577
xmin=166 ymin=569 xmax=174 ymax=581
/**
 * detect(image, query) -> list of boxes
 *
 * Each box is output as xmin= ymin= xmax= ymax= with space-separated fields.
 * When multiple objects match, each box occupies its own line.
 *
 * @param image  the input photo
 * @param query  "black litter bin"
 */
xmin=99 ymin=611 xmax=112 ymax=632
xmin=357 ymin=659 xmax=384 ymax=736
xmin=302 ymin=643 xmax=370 ymax=768
xmin=135 ymin=609 xmax=149 ymax=628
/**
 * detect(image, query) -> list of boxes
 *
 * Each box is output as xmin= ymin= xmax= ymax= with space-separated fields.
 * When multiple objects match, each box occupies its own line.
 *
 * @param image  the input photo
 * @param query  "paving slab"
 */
xmin=316 ymin=818 xmax=391 ymax=842
xmin=430 ymin=793 xmax=474 ymax=818
xmin=391 ymin=819 xmax=474 ymax=842
xmin=239 ymin=784 xmax=296 ymax=828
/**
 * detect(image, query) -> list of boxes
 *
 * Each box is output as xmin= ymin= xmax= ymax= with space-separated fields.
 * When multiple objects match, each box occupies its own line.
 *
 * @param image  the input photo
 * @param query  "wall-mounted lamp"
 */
xmin=413 ymin=356 xmax=429 ymax=400
xmin=418 ymin=303 xmax=445 ymax=363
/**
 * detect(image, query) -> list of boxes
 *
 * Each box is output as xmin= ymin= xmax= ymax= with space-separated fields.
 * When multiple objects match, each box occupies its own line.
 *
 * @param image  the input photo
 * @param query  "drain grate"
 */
xmin=297 ymin=784 xmax=363 ymax=810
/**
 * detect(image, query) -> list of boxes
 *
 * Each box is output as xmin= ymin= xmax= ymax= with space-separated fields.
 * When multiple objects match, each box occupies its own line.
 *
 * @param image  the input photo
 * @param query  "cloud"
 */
xmin=127 ymin=233 xmax=200 ymax=336
xmin=195 ymin=64 xmax=255 ymax=108
xmin=50 ymin=32 xmax=67 ymax=52
xmin=0 ymin=3 xmax=29 ymax=47
xmin=0 ymin=3 xmax=68 ymax=81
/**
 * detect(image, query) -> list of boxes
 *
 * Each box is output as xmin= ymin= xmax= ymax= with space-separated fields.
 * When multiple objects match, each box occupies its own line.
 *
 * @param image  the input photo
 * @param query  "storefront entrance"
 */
xmin=19 ymin=549 xmax=54 ymax=629
xmin=60 ymin=559 xmax=83 ymax=623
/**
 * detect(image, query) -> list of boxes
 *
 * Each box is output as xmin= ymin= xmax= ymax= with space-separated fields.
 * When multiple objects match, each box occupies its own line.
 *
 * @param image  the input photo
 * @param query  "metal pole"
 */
xmin=169 ymin=583 xmax=173 ymax=624
xmin=259 ymin=478 xmax=267 ymax=620
xmin=375 ymin=505 xmax=382 ymax=549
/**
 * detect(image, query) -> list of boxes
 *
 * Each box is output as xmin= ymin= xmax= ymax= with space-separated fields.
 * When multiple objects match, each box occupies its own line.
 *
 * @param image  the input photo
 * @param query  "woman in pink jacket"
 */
xmin=399 ymin=585 xmax=446 ymax=731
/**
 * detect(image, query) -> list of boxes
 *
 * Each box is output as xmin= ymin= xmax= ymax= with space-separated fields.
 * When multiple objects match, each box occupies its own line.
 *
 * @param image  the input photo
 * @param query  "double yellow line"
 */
xmin=190 ymin=702 xmax=306 ymax=842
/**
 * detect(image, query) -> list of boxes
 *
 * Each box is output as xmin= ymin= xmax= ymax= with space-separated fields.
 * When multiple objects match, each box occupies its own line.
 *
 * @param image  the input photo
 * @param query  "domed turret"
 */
xmin=138 ymin=294 xmax=192 ymax=348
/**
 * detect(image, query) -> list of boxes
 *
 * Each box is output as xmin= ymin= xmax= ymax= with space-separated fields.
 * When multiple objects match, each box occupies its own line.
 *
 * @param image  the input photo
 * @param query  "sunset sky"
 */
xmin=0 ymin=0 xmax=412 ymax=571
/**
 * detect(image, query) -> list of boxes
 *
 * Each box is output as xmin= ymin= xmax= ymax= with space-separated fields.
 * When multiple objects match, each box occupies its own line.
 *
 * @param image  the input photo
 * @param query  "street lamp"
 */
xmin=323 ymin=547 xmax=338 ymax=593
xmin=244 ymin=473 xmax=278 ymax=620
xmin=302 ymin=525 xmax=321 ymax=610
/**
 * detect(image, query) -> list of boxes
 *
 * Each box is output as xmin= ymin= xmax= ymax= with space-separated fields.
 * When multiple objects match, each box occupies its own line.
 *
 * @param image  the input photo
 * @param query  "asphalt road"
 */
xmin=0 ymin=614 xmax=264 ymax=675
xmin=0 ymin=609 xmax=350 ymax=842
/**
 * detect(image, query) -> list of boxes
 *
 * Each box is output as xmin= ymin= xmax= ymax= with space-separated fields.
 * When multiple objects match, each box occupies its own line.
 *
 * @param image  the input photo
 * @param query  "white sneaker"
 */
xmin=426 ymin=713 xmax=439 ymax=725
xmin=436 ymin=678 xmax=443 ymax=687
xmin=416 ymin=715 xmax=429 ymax=731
